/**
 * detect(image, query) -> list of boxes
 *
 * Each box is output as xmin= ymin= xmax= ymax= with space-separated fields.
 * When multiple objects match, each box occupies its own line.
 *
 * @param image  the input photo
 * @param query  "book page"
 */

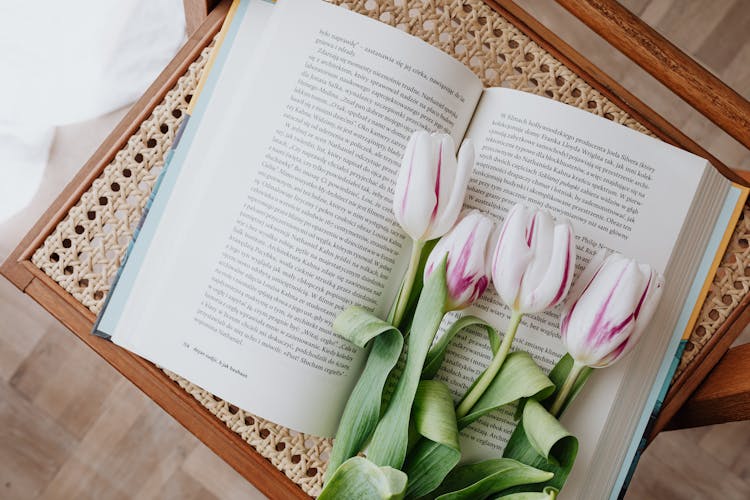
xmin=431 ymin=88 xmax=710 ymax=496
xmin=110 ymin=0 xmax=482 ymax=437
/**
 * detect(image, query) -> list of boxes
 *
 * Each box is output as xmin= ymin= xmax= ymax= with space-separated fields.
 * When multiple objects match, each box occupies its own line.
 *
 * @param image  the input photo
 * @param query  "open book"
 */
xmin=94 ymin=0 xmax=747 ymax=497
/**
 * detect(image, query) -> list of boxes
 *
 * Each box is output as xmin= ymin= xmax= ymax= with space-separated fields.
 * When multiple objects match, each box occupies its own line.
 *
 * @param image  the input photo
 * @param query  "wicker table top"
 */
xmin=4 ymin=0 xmax=750 ymax=497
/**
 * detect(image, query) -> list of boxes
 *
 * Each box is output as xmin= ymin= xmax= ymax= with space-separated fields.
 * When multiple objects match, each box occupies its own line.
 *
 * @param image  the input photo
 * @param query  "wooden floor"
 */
xmin=1 ymin=1 xmax=749 ymax=499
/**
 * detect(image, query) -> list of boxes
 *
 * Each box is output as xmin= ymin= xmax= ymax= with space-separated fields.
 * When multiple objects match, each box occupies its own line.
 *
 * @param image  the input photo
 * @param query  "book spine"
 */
xmin=91 ymin=120 xmax=190 ymax=339
xmin=616 ymin=338 xmax=688 ymax=499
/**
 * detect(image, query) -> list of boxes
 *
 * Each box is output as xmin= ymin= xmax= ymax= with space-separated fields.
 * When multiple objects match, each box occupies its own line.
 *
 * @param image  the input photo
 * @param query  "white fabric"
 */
xmin=0 ymin=0 xmax=185 ymax=221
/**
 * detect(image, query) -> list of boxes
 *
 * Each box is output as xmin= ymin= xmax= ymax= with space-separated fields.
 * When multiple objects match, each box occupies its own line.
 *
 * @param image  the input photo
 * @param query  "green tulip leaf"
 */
xmin=422 ymin=315 xmax=499 ymax=380
xmin=502 ymin=399 xmax=578 ymax=494
xmin=413 ymin=380 xmax=461 ymax=451
xmin=404 ymin=352 xmax=554 ymax=498
xmin=457 ymin=352 xmax=555 ymax=429
xmin=325 ymin=307 xmax=404 ymax=480
xmin=319 ymin=457 xmax=407 ymax=500
xmin=367 ymin=258 xmax=448 ymax=469
xmin=431 ymin=459 xmax=553 ymax=500
xmin=542 ymin=354 xmax=593 ymax=416
xmin=402 ymin=380 xmax=463 ymax=499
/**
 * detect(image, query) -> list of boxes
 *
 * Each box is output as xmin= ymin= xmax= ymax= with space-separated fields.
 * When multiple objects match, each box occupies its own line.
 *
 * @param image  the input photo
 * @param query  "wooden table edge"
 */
xmin=2 ymin=0 xmax=748 ymax=497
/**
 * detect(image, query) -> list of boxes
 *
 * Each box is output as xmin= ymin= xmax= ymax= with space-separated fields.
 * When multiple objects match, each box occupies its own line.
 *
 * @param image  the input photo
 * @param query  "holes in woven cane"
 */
xmin=572 ymin=88 xmax=581 ymax=98
xmin=123 ymin=168 xmax=133 ymax=177
xmin=228 ymin=404 xmax=239 ymax=414
xmin=244 ymin=415 xmax=255 ymax=425
xmin=508 ymin=39 xmax=518 ymax=49
xmin=94 ymin=291 xmax=104 ymax=300
xmin=160 ymin=123 xmax=169 ymax=134
xmin=735 ymin=280 xmax=744 ymax=289
xmin=555 ymin=76 xmax=565 ymax=86
xmin=146 ymin=138 xmax=157 ymax=148
xmin=529 ymin=78 xmax=538 ymax=87
xmin=75 ymin=225 xmax=84 ymax=234
xmin=708 ymin=309 xmax=720 ymax=320
xmin=739 ymin=238 xmax=748 ymax=249
xmin=379 ymin=11 xmax=391 ymax=22
xmin=78 ymin=278 xmax=89 ymax=288
xmin=99 ymin=196 xmax=108 ymax=206
xmin=455 ymin=43 xmax=466 ymax=55
xmin=462 ymin=3 xmax=472 ymax=13
xmin=275 ymin=442 xmax=286 ymax=451
xmin=111 ymin=182 xmax=120 ymax=192
xmin=134 ymin=153 xmax=144 ymax=163
xmin=587 ymin=100 xmax=597 ymax=109
xmin=62 ymin=238 xmax=72 ymax=248
xmin=722 ymin=294 xmax=733 ymax=305
xmin=259 ymin=428 xmax=270 ymax=439
xmin=524 ymin=52 xmax=534 ymax=62
xmin=306 ymin=467 xmax=318 ymax=477
xmin=364 ymin=0 xmax=377 ymax=11
xmin=50 ymin=252 xmax=60 ymax=263
xmin=291 ymin=454 xmax=301 ymax=464
xmin=184 ymin=94 xmax=192 ymax=104
xmin=477 ymin=16 xmax=487 ymax=25
xmin=696 ymin=325 xmax=706 ymax=337
xmin=493 ymin=28 xmax=502 ymax=37
xmin=470 ymin=56 xmax=481 ymax=68
xmin=423 ymin=20 xmax=435 ymax=31
xmin=540 ymin=63 xmax=549 ymax=73
xmin=604 ymin=113 xmax=614 ymax=120
xmin=439 ymin=32 xmax=451 ymax=43
xmin=545 ymin=90 xmax=554 ymax=98
xmin=172 ymin=109 xmax=182 ymax=118
xmin=63 ymin=265 xmax=74 ymax=276
xmin=87 ymin=210 xmax=96 ymax=221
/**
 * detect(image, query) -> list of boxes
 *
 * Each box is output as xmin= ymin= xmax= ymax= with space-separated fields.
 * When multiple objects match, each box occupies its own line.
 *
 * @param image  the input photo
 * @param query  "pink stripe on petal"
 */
xmin=550 ymin=229 xmax=573 ymax=306
xmin=430 ymin=142 xmax=442 ymax=222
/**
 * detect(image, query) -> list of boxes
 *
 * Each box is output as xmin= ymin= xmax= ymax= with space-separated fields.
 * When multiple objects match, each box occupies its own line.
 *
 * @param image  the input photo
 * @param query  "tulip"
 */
xmin=393 ymin=130 xmax=475 ymax=243
xmin=491 ymin=204 xmax=576 ymax=314
xmin=455 ymin=204 xmax=576 ymax=418
xmin=549 ymin=250 xmax=664 ymax=416
xmin=388 ymin=130 xmax=475 ymax=328
xmin=424 ymin=210 xmax=495 ymax=311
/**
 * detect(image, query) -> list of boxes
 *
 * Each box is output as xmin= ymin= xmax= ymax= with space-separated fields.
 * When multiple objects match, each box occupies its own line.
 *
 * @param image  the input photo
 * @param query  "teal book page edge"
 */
xmin=93 ymin=0 xmax=251 ymax=338
xmin=613 ymin=184 xmax=745 ymax=499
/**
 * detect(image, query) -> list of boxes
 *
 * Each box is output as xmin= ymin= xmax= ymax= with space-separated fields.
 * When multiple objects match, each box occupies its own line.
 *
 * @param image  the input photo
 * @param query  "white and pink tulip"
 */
xmin=561 ymin=250 xmax=664 ymax=368
xmin=393 ymin=131 xmax=475 ymax=242
xmin=424 ymin=210 xmax=495 ymax=311
xmin=491 ymin=204 xmax=576 ymax=314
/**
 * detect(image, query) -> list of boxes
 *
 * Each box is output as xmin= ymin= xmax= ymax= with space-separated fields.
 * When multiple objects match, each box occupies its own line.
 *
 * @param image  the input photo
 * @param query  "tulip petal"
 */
xmin=561 ymin=252 xmax=664 ymax=368
xmin=426 ymin=137 xmax=474 ymax=240
xmin=520 ymin=222 xmax=575 ymax=313
xmin=492 ymin=205 xmax=534 ymax=310
xmin=398 ymin=131 xmax=438 ymax=240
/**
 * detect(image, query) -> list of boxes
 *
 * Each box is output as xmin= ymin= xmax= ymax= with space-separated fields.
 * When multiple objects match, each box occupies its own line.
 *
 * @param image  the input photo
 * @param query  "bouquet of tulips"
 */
xmin=318 ymin=130 xmax=664 ymax=499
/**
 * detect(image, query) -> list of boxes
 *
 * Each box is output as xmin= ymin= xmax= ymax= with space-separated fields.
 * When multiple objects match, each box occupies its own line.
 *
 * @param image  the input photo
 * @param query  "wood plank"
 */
xmin=654 ymin=290 xmax=750 ymax=439
xmin=555 ymin=0 xmax=750 ymax=151
xmin=669 ymin=343 xmax=750 ymax=428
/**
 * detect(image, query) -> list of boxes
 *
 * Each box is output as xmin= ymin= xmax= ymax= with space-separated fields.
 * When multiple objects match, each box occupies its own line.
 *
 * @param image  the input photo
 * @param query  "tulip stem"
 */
xmin=390 ymin=239 xmax=425 ymax=329
xmin=455 ymin=309 xmax=523 ymax=419
xmin=549 ymin=360 xmax=586 ymax=417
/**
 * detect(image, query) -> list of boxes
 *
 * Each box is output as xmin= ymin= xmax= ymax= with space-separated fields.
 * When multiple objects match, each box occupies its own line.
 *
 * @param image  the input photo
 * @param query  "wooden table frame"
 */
xmin=3 ymin=1 xmax=750 ymax=498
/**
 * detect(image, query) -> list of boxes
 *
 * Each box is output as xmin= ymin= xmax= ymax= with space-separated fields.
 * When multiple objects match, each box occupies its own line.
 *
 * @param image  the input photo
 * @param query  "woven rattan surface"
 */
xmin=29 ymin=0 xmax=750 ymax=496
